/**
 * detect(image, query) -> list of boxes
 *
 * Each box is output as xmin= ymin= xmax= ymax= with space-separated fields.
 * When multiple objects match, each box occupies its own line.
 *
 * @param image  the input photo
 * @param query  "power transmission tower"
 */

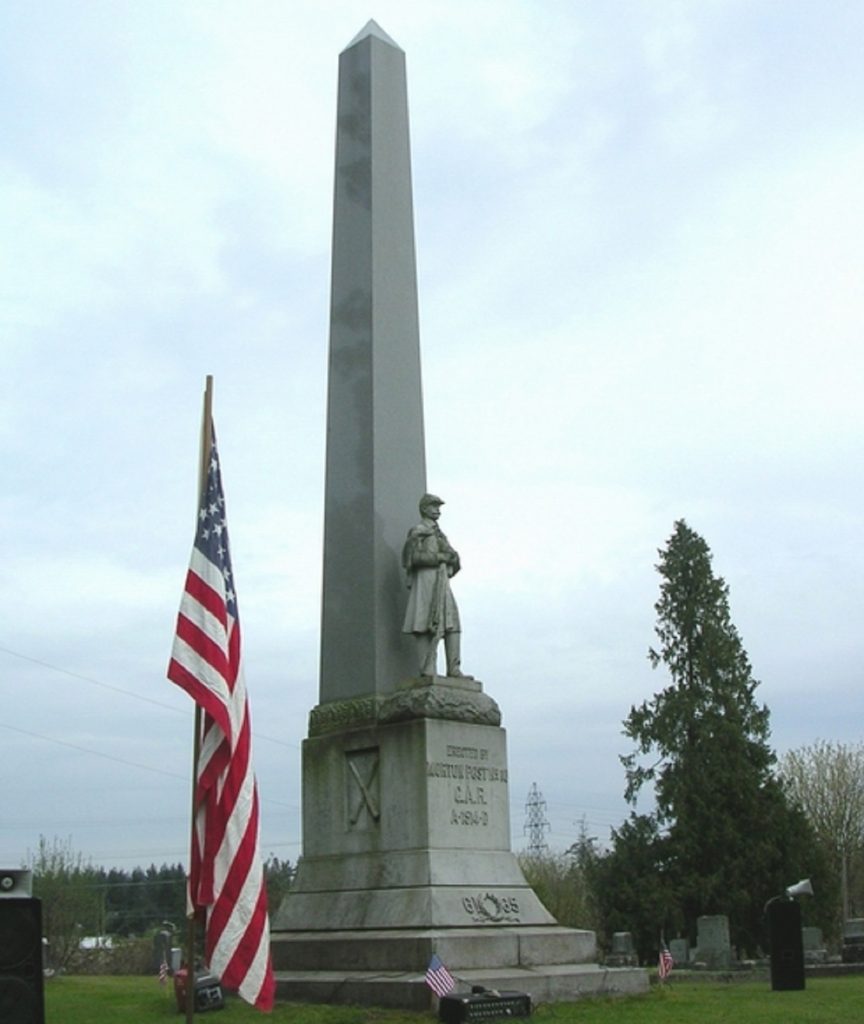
xmin=524 ymin=782 xmax=550 ymax=856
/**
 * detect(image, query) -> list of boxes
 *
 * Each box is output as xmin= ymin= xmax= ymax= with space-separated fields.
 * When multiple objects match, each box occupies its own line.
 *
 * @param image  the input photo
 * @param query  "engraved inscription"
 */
xmin=427 ymin=746 xmax=508 ymax=828
xmin=452 ymin=809 xmax=488 ymax=826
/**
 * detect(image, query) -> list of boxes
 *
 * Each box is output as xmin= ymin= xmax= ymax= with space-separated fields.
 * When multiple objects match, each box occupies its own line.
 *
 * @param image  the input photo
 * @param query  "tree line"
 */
xmin=27 ymin=837 xmax=294 ymax=969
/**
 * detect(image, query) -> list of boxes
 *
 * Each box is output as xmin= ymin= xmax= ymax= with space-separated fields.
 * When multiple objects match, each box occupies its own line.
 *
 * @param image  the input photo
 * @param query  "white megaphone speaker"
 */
xmin=0 ymin=868 xmax=33 ymax=897
xmin=786 ymin=878 xmax=814 ymax=898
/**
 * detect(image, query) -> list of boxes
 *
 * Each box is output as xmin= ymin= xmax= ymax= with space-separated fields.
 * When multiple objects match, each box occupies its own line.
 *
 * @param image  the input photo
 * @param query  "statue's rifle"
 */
xmin=430 ymin=562 xmax=448 ymax=644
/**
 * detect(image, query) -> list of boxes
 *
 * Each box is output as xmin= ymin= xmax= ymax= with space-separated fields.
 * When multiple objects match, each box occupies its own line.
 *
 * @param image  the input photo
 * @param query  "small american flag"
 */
xmin=658 ymin=944 xmax=674 ymax=981
xmin=159 ymin=960 xmax=168 ymax=986
xmin=425 ymin=953 xmax=455 ymax=997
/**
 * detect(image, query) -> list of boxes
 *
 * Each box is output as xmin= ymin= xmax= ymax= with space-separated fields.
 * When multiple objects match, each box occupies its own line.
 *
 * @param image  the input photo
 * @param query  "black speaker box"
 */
xmin=767 ymin=897 xmax=805 ymax=991
xmin=0 ymin=898 xmax=45 ymax=1024
xmin=439 ymin=989 xmax=532 ymax=1022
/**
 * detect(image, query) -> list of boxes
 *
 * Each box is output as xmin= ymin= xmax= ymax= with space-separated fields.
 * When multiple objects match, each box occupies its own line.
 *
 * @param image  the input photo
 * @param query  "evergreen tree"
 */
xmin=620 ymin=520 xmax=819 ymax=954
xmin=590 ymin=813 xmax=675 ymax=962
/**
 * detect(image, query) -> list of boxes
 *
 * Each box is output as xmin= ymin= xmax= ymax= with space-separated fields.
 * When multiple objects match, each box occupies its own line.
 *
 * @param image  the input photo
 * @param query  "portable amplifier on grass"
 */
xmin=173 ymin=968 xmax=225 ymax=1012
xmin=438 ymin=988 xmax=532 ymax=1023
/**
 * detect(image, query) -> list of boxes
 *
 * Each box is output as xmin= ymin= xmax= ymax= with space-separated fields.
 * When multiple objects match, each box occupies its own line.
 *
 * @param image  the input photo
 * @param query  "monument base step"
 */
xmin=271 ymin=926 xmax=648 ymax=1008
xmin=271 ymin=925 xmax=597 ymax=972
xmin=273 ymin=963 xmax=649 ymax=1010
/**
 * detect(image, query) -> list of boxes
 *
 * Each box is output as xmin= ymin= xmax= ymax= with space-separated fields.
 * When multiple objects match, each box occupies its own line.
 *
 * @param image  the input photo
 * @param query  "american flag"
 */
xmin=158 ymin=959 xmax=168 ymax=986
xmin=168 ymin=425 xmax=275 ymax=1011
xmin=658 ymin=944 xmax=674 ymax=981
xmin=425 ymin=953 xmax=455 ymax=997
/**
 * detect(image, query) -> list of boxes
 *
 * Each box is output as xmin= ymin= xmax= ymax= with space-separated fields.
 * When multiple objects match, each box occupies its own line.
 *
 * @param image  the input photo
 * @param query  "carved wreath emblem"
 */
xmin=461 ymin=892 xmax=520 ymax=923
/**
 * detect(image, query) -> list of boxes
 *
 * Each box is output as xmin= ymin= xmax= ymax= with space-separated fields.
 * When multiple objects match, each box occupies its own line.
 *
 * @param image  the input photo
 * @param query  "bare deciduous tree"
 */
xmin=779 ymin=740 xmax=864 ymax=925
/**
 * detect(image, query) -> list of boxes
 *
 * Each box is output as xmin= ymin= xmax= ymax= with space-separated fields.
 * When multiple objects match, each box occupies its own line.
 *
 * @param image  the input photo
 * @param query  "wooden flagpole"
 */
xmin=186 ymin=375 xmax=214 ymax=1023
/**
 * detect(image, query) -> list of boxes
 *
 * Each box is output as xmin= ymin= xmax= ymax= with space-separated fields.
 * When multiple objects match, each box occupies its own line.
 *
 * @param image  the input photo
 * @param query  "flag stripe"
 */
xmin=197 ymin=723 xmax=231 ymax=796
xmin=174 ymin=612 xmax=232 ymax=685
xmin=207 ymin=775 xmax=259 ymax=953
xmin=167 ymin=649 xmax=233 ymax=741
xmin=167 ymin=422 xmax=274 ymax=1012
xmin=211 ymin=803 xmax=258 ymax=936
xmin=184 ymin=564 xmax=229 ymax=630
xmin=223 ymin=885 xmax=275 ymax=1009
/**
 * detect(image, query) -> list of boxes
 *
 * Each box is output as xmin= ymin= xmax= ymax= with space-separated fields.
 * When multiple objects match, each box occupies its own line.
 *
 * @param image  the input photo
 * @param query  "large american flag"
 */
xmin=168 ymin=425 xmax=275 ymax=1011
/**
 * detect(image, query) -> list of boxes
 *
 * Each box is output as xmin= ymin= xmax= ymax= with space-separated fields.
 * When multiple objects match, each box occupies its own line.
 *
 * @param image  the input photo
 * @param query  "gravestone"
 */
xmin=669 ymin=937 xmax=689 ymax=966
xmin=605 ymin=932 xmax=637 ymax=967
xmin=696 ymin=915 xmax=732 ymax=970
xmin=801 ymin=926 xmax=827 ymax=964
xmin=841 ymin=918 xmax=864 ymax=962
xmin=270 ymin=21 xmax=647 ymax=1009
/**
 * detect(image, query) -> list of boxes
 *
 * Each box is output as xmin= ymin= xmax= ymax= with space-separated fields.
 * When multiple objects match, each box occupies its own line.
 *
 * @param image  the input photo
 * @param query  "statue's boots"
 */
xmin=445 ymin=632 xmax=463 ymax=677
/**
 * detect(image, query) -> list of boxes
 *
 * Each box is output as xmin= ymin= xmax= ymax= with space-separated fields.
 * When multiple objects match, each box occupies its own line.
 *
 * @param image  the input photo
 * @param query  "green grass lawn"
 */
xmin=44 ymin=974 xmax=864 ymax=1023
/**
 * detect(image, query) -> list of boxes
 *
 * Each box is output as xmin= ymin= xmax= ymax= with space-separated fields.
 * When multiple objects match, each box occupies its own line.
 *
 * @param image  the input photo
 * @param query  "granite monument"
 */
xmin=271 ymin=21 xmax=647 ymax=1008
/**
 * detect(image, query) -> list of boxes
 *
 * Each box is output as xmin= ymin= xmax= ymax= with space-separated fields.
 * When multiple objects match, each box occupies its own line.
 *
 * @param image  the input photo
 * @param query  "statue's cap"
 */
xmin=419 ymin=493 xmax=444 ymax=510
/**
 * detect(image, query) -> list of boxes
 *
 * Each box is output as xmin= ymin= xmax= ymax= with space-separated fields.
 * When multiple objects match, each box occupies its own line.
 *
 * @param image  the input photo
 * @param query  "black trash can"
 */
xmin=767 ymin=897 xmax=805 ymax=991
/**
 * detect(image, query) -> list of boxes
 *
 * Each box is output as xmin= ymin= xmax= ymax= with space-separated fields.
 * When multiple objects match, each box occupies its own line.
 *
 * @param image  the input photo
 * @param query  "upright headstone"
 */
xmin=606 ymin=931 xmax=637 ymax=967
xmin=842 ymin=918 xmax=864 ymax=962
xmin=801 ymin=926 xmax=826 ymax=964
xmin=270 ymin=22 xmax=647 ymax=1008
xmin=669 ymin=937 xmax=690 ymax=966
xmin=696 ymin=915 xmax=732 ymax=970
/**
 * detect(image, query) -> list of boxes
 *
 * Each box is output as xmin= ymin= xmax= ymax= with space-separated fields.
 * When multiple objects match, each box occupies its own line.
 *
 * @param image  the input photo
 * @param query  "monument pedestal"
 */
xmin=272 ymin=680 xmax=648 ymax=1006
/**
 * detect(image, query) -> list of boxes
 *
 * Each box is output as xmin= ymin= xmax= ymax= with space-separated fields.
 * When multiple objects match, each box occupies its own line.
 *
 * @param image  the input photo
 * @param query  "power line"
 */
xmin=0 ymin=644 xmax=188 ymax=717
xmin=1 ymin=723 xmax=186 ymax=781
xmin=0 ymin=643 xmax=297 ymax=749
xmin=0 ymin=723 xmax=297 ymax=810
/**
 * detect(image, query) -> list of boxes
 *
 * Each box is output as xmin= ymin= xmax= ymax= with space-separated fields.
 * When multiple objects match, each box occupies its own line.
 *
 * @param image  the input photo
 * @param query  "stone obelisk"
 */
xmin=320 ymin=18 xmax=426 ymax=705
xmin=271 ymin=22 xmax=647 ymax=1008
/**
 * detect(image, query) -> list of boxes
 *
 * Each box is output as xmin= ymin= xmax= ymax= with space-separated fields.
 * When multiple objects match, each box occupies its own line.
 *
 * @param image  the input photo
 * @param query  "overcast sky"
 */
xmin=2 ymin=1 xmax=863 ymax=873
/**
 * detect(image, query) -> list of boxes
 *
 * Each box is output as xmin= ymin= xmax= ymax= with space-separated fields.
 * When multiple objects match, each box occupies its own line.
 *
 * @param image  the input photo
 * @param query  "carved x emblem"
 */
xmin=348 ymin=753 xmax=380 ymax=825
